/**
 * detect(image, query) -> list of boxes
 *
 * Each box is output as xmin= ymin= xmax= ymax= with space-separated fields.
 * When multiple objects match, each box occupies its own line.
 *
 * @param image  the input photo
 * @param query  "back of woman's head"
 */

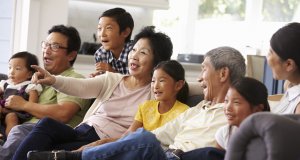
xmin=154 ymin=60 xmax=189 ymax=103
xmin=133 ymin=26 xmax=173 ymax=67
xmin=231 ymin=77 xmax=270 ymax=111
xmin=270 ymin=22 xmax=300 ymax=72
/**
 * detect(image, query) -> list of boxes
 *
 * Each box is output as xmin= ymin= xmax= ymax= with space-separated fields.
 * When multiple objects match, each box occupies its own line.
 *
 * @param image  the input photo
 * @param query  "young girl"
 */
xmin=0 ymin=51 xmax=42 ymax=138
xmin=216 ymin=77 xmax=270 ymax=150
xmin=27 ymin=60 xmax=190 ymax=160
xmin=127 ymin=60 xmax=189 ymax=132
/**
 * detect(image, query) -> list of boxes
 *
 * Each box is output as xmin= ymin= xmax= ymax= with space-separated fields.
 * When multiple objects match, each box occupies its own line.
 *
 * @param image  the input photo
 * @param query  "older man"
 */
xmin=0 ymin=25 xmax=91 ymax=160
xmin=27 ymin=46 xmax=246 ymax=160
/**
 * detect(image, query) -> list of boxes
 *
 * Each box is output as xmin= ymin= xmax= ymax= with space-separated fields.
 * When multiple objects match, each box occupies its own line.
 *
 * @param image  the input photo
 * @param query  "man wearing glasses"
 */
xmin=0 ymin=25 xmax=91 ymax=160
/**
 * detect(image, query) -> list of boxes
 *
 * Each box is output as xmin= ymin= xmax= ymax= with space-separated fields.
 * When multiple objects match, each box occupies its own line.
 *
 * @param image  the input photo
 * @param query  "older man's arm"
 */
xmin=5 ymin=95 xmax=80 ymax=123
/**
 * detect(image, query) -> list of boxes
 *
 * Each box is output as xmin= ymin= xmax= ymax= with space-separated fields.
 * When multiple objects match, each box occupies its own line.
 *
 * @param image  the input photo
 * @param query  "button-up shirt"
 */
xmin=152 ymin=100 xmax=227 ymax=152
xmin=94 ymin=41 xmax=133 ymax=75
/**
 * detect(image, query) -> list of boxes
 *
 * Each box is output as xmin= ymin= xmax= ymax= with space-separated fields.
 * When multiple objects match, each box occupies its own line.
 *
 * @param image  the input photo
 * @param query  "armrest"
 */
xmin=226 ymin=112 xmax=300 ymax=160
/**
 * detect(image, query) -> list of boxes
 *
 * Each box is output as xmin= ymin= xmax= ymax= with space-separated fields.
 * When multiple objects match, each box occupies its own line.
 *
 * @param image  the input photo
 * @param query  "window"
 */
xmin=0 ymin=0 xmax=13 ymax=74
xmin=153 ymin=0 xmax=299 ymax=60
xmin=198 ymin=0 xmax=245 ymax=21
xmin=262 ymin=0 xmax=300 ymax=21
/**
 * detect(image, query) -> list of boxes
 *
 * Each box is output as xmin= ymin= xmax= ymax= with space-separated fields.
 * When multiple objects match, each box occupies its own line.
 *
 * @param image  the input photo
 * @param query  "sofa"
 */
xmin=225 ymin=112 xmax=300 ymax=160
xmin=0 ymin=73 xmax=7 ymax=81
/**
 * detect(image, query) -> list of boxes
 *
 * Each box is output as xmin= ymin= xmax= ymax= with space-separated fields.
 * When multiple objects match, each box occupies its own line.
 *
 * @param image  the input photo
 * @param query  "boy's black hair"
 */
xmin=100 ymin=8 xmax=134 ymax=42
xmin=48 ymin=25 xmax=81 ymax=66
xmin=10 ymin=51 xmax=39 ymax=79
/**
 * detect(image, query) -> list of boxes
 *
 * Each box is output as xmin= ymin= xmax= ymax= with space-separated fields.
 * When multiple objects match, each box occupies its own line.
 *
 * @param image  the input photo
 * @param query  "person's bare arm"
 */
xmin=122 ymin=120 xmax=143 ymax=136
xmin=28 ymin=90 xmax=39 ymax=103
xmin=5 ymin=95 xmax=80 ymax=123
xmin=294 ymin=102 xmax=300 ymax=114
xmin=74 ymin=137 xmax=118 ymax=152
xmin=216 ymin=142 xmax=225 ymax=150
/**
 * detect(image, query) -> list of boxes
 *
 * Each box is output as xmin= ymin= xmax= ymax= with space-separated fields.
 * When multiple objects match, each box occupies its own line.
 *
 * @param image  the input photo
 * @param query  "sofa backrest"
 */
xmin=0 ymin=73 xmax=7 ymax=81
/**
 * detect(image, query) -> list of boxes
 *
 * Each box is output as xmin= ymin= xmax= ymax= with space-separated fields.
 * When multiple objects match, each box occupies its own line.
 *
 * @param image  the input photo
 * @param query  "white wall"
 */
xmin=9 ymin=0 xmax=157 ymax=77
xmin=0 ymin=0 xmax=14 ymax=74
xmin=68 ymin=1 xmax=154 ymax=43
xmin=69 ymin=1 xmax=157 ymax=76
xmin=12 ymin=0 xmax=69 ymax=66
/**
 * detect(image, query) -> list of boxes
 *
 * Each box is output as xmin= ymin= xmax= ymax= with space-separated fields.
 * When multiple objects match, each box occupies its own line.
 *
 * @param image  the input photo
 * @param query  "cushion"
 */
xmin=225 ymin=112 xmax=300 ymax=160
xmin=0 ymin=73 xmax=7 ymax=81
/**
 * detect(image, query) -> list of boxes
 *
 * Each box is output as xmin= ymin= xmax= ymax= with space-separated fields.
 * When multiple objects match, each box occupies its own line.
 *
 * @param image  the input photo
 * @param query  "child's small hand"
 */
xmin=95 ymin=62 xmax=115 ymax=73
xmin=89 ymin=71 xmax=102 ymax=78
xmin=4 ymin=95 xmax=26 ymax=112
xmin=89 ymin=63 xmax=115 ymax=78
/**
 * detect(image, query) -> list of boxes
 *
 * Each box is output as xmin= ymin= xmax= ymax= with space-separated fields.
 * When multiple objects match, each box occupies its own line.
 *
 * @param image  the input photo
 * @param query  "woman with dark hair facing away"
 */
xmin=0 ymin=52 xmax=42 ymax=140
xmin=12 ymin=26 xmax=173 ymax=160
xmin=267 ymin=22 xmax=300 ymax=114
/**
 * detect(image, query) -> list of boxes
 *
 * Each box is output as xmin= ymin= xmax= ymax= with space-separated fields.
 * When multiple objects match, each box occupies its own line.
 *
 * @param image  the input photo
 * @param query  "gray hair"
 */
xmin=205 ymin=46 xmax=246 ymax=83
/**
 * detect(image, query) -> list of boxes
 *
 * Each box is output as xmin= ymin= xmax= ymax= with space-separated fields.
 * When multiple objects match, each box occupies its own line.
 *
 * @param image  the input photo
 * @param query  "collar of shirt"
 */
xmin=6 ymin=80 xmax=31 ymax=89
xmin=199 ymin=100 xmax=224 ymax=110
xmin=95 ymin=41 xmax=133 ymax=64
xmin=286 ymin=84 xmax=300 ymax=101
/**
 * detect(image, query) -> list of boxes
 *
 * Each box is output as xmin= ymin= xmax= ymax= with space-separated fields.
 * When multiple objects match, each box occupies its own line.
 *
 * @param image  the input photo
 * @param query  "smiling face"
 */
xmin=151 ymin=68 xmax=180 ymax=102
xmin=224 ymin=87 xmax=255 ymax=127
xmin=97 ymin=17 xmax=128 ymax=56
xmin=43 ymin=32 xmax=74 ymax=75
xmin=198 ymin=57 xmax=221 ymax=101
xmin=8 ymin=58 xmax=32 ymax=85
xmin=128 ymin=38 xmax=154 ymax=79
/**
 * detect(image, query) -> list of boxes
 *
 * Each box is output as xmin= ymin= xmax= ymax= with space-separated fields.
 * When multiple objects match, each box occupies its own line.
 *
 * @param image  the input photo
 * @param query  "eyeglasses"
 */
xmin=41 ymin=41 xmax=68 ymax=52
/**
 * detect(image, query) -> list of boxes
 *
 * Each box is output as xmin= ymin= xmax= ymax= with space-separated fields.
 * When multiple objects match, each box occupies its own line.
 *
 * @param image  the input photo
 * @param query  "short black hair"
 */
xmin=270 ymin=22 xmax=300 ymax=73
xmin=231 ymin=77 xmax=270 ymax=112
xmin=100 ymin=8 xmax=134 ymax=42
xmin=133 ymin=26 xmax=173 ymax=68
xmin=48 ymin=25 xmax=81 ymax=66
xmin=154 ymin=60 xmax=189 ymax=103
xmin=10 ymin=51 xmax=39 ymax=79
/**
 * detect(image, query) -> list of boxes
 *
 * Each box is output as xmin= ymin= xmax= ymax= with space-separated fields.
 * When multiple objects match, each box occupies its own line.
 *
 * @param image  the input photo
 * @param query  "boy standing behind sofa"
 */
xmin=90 ymin=7 xmax=134 ymax=77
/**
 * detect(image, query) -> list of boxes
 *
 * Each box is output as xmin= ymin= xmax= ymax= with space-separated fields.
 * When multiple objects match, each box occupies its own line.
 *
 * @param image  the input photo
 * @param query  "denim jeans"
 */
xmin=82 ymin=128 xmax=168 ymax=160
xmin=0 ymin=123 xmax=35 ymax=160
xmin=82 ymin=128 xmax=226 ymax=160
xmin=181 ymin=147 xmax=225 ymax=160
xmin=12 ymin=117 xmax=99 ymax=160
